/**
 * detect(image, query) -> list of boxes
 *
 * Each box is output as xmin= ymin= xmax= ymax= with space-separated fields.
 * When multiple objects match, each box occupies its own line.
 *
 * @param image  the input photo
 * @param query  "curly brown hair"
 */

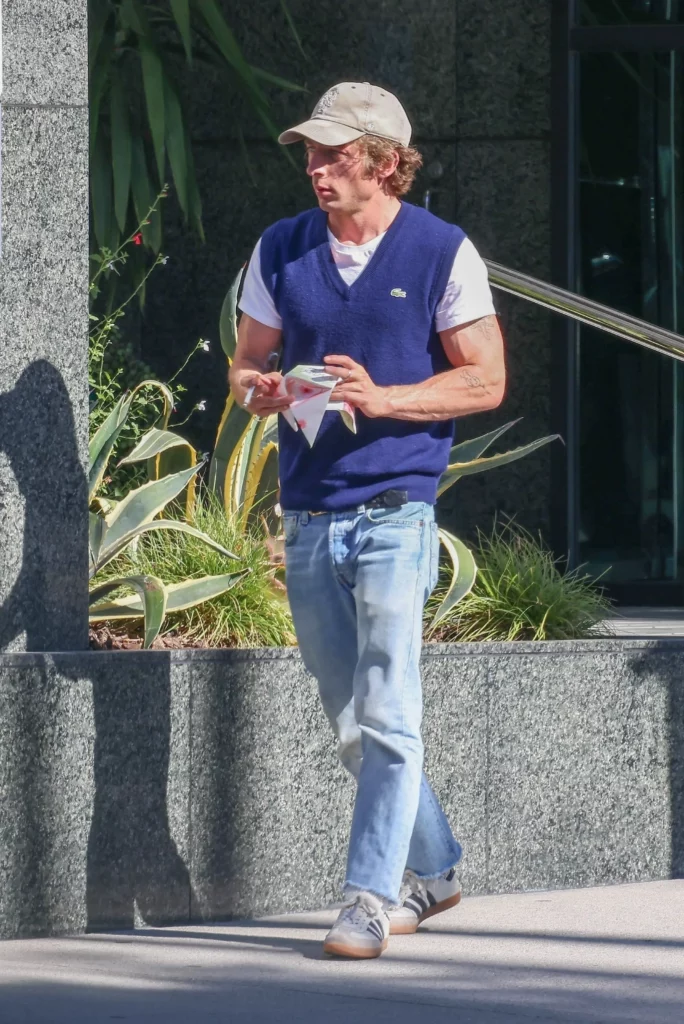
xmin=355 ymin=136 xmax=423 ymax=197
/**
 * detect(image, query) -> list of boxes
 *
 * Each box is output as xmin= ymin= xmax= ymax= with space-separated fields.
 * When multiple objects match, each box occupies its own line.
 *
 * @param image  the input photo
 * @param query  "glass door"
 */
xmin=576 ymin=46 xmax=684 ymax=598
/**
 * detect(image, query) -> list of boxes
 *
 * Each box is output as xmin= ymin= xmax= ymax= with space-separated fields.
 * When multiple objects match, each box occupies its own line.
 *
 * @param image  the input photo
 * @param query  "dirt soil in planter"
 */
xmin=89 ymin=626 xmax=205 ymax=650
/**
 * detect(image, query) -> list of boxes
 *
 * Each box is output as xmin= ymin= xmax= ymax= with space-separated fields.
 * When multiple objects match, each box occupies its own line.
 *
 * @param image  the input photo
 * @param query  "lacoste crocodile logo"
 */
xmin=390 ymin=288 xmax=407 ymax=298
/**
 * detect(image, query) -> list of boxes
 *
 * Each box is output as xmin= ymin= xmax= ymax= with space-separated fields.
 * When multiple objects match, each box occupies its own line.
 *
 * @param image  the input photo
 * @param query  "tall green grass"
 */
xmin=427 ymin=521 xmax=612 ymax=642
xmin=100 ymin=495 xmax=296 ymax=648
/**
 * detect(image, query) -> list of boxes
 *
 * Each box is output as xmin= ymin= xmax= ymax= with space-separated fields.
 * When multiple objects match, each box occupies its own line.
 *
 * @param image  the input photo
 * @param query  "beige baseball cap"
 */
xmin=278 ymin=82 xmax=412 ymax=147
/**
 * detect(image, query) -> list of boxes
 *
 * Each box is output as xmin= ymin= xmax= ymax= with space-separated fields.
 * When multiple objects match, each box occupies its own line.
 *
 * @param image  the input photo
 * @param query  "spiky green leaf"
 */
xmin=89 ymin=573 xmax=167 ymax=648
xmin=437 ymin=435 xmax=561 ymax=496
xmin=89 ymin=32 xmax=113 ymax=154
xmin=91 ymin=133 xmax=115 ymax=252
xmin=164 ymin=77 xmax=188 ymax=215
xmin=279 ymin=0 xmax=307 ymax=57
xmin=90 ymin=518 xmax=238 ymax=578
xmin=196 ymin=0 xmax=266 ymax=104
xmin=88 ymin=393 xmax=134 ymax=502
xmin=430 ymin=529 xmax=478 ymax=627
xmin=89 ymin=393 xmax=130 ymax=468
xmin=219 ymin=265 xmax=245 ymax=361
xmin=448 ymin=420 xmax=521 ymax=467
xmin=120 ymin=427 xmax=194 ymax=466
xmin=170 ymin=0 xmax=192 ymax=62
xmin=89 ymin=512 xmax=107 ymax=571
xmin=110 ymin=78 xmax=132 ymax=232
xmin=89 ymin=0 xmax=112 ymax=75
xmin=208 ymin=396 xmax=252 ymax=501
xmin=130 ymin=379 xmax=175 ymax=429
xmin=102 ymin=464 xmax=201 ymax=553
xmin=89 ymin=570 xmax=246 ymax=620
xmin=139 ymin=37 xmax=166 ymax=184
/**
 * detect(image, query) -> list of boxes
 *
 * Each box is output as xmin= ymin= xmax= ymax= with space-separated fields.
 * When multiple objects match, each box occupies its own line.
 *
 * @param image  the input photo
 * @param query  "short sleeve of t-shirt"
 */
xmin=238 ymin=233 xmax=496 ymax=332
xmin=434 ymin=237 xmax=496 ymax=332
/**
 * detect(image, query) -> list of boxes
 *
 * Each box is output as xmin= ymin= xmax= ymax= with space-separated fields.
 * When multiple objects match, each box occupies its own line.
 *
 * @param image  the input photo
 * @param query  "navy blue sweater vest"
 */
xmin=260 ymin=202 xmax=465 ymax=510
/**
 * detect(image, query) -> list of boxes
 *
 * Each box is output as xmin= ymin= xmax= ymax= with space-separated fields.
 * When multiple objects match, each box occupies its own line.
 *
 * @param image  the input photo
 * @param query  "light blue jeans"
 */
xmin=283 ymin=501 xmax=462 ymax=905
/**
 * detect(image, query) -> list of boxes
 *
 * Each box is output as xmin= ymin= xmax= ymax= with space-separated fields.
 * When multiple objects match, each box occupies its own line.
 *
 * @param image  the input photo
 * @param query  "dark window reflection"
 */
xmin=578 ymin=51 xmax=684 ymax=586
xmin=580 ymin=0 xmax=684 ymax=24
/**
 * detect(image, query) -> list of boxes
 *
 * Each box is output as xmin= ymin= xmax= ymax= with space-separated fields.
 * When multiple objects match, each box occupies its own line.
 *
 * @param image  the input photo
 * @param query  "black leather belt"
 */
xmin=308 ymin=489 xmax=408 ymax=516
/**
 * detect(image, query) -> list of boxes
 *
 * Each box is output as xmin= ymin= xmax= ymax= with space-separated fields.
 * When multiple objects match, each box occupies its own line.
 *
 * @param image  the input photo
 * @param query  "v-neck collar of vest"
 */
xmin=316 ymin=201 xmax=411 ymax=300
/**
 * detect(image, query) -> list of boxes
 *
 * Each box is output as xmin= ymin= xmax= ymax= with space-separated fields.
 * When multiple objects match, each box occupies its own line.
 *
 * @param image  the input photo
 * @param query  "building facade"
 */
xmin=552 ymin=1 xmax=684 ymax=606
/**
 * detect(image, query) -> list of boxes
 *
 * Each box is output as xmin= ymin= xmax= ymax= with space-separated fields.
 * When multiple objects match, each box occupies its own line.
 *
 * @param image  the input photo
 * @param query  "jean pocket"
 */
xmin=282 ymin=514 xmax=300 ymax=546
xmin=366 ymin=501 xmax=430 ymax=528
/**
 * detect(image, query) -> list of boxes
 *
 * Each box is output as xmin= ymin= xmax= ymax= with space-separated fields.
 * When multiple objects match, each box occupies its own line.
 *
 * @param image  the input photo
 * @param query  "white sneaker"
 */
xmin=323 ymin=892 xmax=390 ymax=959
xmin=388 ymin=867 xmax=462 ymax=934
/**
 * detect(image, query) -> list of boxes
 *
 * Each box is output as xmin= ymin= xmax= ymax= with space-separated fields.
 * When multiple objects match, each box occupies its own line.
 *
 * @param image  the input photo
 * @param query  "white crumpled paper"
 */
xmin=276 ymin=364 xmax=357 ymax=447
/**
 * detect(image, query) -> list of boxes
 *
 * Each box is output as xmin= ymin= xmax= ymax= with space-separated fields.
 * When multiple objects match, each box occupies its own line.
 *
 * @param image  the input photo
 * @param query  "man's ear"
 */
xmin=378 ymin=149 xmax=400 ymax=183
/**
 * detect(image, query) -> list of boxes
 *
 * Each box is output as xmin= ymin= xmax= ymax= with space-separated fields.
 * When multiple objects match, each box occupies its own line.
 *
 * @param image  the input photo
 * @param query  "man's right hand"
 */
xmin=239 ymin=371 xmax=293 ymax=418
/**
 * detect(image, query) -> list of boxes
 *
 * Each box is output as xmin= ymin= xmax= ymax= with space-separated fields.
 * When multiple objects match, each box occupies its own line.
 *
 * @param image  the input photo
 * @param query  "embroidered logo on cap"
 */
xmin=390 ymin=288 xmax=407 ymax=298
xmin=314 ymin=87 xmax=339 ymax=117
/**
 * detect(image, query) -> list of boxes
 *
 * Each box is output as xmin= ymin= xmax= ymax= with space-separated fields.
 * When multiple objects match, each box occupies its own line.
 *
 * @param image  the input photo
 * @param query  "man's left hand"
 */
xmin=324 ymin=355 xmax=391 ymax=419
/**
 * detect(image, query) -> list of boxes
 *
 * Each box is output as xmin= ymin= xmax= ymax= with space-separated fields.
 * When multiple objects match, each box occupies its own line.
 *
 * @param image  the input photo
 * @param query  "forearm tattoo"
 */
xmin=460 ymin=368 xmax=490 ymax=394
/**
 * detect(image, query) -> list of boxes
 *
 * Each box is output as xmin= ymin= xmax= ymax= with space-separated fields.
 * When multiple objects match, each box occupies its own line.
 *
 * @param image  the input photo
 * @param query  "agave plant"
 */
xmin=429 ymin=420 xmax=560 ymax=629
xmin=208 ymin=267 xmax=281 ymax=535
xmin=88 ymin=382 xmax=246 ymax=647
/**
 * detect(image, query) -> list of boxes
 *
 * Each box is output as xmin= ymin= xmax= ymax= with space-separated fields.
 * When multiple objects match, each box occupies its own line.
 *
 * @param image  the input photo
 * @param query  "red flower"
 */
xmin=132 ymin=233 xmax=143 ymax=246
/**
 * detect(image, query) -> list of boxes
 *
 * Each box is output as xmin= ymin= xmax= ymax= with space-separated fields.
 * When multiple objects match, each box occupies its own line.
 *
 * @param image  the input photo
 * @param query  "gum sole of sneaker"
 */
xmin=323 ymin=938 xmax=388 ymax=959
xmin=389 ymin=892 xmax=462 ymax=935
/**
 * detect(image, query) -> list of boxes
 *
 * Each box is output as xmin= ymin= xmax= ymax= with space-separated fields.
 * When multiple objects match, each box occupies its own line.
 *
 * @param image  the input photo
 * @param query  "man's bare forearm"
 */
xmin=381 ymin=365 xmax=505 ymax=422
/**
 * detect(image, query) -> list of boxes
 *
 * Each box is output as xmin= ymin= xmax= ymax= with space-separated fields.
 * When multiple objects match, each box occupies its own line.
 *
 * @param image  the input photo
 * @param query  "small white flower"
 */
xmin=161 ymin=256 xmax=170 ymax=265
xmin=200 ymin=339 xmax=211 ymax=352
xmin=107 ymin=261 xmax=115 ymax=270
xmin=196 ymin=400 xmax=207 ymax=412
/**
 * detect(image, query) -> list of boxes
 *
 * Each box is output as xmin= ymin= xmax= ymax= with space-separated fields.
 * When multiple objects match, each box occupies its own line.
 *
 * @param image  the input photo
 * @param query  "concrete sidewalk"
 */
xmin=2 ymin=880 xmax=684 ymax=1023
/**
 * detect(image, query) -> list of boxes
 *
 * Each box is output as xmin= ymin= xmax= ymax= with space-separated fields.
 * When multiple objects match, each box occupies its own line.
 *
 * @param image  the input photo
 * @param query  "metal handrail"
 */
xmin=485 ymin=259 xmax=684 ymax=363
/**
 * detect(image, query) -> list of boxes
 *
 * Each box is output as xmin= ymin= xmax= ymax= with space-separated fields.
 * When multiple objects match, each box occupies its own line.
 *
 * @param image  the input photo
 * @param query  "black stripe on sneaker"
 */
xmin=406 ymin=894 xmax=428 ymax=915
xmin=368 ymin=919 xmax=384 ymax=940
xmin=427 ymin=889 xmax=438 ymax=907
xmin=445 ymin=868 xmax=456 ymax=882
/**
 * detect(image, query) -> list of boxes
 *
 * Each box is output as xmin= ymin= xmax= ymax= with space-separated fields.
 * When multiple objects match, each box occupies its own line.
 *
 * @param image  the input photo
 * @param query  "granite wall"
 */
xmin=1 ymin=640 xmax=682 ymax=940
xmin=138 ymin=0 xmax=553 ymax=542
xmin=0 ymin=1 xmax=90 ymax=652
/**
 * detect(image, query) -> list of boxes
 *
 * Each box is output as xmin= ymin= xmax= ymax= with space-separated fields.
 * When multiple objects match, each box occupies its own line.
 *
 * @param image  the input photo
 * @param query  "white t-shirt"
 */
xmin=239 ymin=228 xmax=496 ymax=332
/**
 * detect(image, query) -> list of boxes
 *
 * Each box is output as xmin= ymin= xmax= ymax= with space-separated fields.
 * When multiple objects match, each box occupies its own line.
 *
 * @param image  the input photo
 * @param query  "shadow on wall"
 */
xmin=627 ymin=647 xmax=684 ymax=880
xmin=53 ymin=653 xmax=195 ymax=932
xmin=0 ymin=360 xmax=88 ymax=652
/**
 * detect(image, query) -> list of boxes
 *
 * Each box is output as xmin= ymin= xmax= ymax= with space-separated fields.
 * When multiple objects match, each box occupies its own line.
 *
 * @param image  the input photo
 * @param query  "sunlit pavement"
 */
xmin=2 ymin=880 xmax=684 ymax=1023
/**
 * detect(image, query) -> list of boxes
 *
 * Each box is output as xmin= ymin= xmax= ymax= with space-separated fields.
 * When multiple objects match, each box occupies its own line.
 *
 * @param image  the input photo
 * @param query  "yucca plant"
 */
xmin=89 ymin=0 xmax=305 ymax=270
xmin=89 ymin=384 xmax=245 ymax=647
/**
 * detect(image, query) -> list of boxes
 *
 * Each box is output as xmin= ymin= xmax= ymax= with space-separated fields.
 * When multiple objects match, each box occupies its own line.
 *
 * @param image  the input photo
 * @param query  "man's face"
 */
xmin=304 ymin=140 xmax=379 ymax=213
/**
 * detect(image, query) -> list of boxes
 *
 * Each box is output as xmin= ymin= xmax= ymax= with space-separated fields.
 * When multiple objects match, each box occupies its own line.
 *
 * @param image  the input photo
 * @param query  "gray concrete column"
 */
xmin=0 ymin=1 xmax=89 ymax=651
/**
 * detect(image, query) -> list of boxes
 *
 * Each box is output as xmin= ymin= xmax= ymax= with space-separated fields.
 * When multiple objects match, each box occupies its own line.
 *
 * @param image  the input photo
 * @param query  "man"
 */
xmin=230 ymin=82 xmax=505 ymax=959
